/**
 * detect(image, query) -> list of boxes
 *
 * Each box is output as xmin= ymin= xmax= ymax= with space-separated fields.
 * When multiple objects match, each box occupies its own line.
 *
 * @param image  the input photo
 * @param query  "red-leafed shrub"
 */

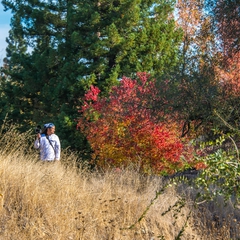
xmin=78 ymin=73 xmax=194 ymax=175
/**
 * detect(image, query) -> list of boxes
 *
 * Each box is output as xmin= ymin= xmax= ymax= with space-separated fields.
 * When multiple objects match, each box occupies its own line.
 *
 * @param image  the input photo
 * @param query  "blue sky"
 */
xmin=0 ymin=3 xmax=11 ymax=65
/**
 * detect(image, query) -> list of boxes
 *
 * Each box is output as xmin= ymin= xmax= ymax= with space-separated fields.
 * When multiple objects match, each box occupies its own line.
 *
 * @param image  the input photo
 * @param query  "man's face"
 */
xmin=47 ymin=126 xmax=55 ymax=135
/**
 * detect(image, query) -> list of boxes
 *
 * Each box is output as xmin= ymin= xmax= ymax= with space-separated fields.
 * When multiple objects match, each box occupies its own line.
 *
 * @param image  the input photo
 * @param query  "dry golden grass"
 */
xmin=0 ymin=125 xmax=239 ymax=239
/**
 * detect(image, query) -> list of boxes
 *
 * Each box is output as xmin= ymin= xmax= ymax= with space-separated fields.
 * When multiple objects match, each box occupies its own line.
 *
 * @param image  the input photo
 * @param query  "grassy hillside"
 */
xmin=0 ymin=125 xmax=239 ymax=239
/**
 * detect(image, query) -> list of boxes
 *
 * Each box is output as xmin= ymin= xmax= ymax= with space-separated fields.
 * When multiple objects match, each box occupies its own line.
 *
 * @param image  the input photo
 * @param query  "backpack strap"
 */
xmin=46 ymin=135 xmax=56 ymax=159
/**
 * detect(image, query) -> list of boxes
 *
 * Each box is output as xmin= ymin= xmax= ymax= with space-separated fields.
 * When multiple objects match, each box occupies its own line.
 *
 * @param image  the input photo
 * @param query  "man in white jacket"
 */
xmin=34 ymin=123 xmax=61 ymax=162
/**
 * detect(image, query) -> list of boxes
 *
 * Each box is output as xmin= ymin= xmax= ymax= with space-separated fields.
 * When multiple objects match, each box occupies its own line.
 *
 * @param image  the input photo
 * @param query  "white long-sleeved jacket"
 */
xmin=34 ymin=134 xmax=61 ymax=161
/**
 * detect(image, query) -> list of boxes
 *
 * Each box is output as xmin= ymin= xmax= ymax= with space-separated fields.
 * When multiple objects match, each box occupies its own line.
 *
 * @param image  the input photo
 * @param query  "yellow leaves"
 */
xmin=175 ymin=0 xmax=204 ymax=35
xmin=116 ymin=119 xmax=132 ymax=137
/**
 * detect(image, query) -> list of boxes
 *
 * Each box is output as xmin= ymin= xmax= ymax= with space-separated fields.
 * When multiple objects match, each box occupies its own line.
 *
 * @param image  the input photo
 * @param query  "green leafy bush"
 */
xmin=194 ymin=132 xmax=240 ymax=206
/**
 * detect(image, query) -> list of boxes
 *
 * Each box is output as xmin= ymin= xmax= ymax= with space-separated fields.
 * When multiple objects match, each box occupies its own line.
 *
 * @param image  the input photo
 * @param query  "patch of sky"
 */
xmin=0 ymin=3 xmax=11 ymax=65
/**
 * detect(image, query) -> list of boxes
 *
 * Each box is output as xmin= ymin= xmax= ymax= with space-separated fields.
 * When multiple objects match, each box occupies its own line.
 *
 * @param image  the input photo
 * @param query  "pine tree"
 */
xmin=0 ymin=0 xmax=182 ymax=151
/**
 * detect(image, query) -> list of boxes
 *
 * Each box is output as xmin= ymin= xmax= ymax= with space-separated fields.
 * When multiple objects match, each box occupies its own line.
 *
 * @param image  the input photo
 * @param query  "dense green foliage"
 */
xmin=0 ymin=0 xmax=182 ymax=152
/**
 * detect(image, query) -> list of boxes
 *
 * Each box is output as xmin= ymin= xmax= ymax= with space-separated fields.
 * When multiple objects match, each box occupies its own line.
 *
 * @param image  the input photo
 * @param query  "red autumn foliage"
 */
xmin=78 ymin=73 xmax=195 ymax=175
xmin=214 ymin=0 xmax=240 ymax=97
xmin=216 ymin=51 xmax=240 ymax=97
